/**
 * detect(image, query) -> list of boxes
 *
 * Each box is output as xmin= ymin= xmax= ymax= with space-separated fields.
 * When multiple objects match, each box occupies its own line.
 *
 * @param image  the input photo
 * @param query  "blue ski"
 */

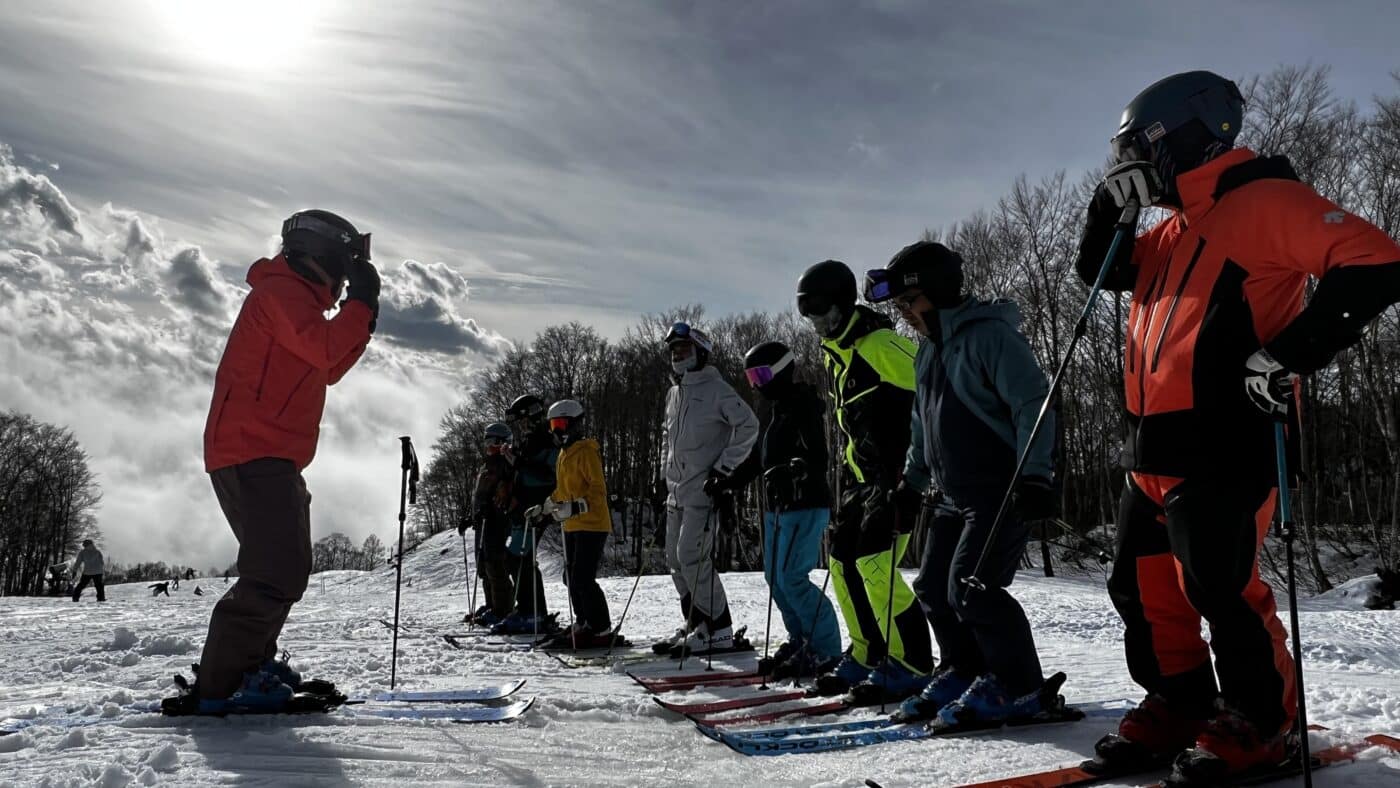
xmin=364 ymin=679 xmax=526 ymax=703
xmin=349 ymin=697 xmax=534 ymax=723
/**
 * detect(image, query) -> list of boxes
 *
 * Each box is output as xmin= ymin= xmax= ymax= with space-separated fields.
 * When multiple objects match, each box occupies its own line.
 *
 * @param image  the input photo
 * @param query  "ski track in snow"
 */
xmin=2 ymin=531 xmax=1398 ymax=787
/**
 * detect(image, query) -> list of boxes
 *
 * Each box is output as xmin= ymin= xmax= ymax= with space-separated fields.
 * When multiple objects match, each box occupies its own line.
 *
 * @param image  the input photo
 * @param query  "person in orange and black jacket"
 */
xmin=187 ymin=210 xmax=377 ymax=715
xmin=527 ymin=400 xmax=615 ymax=650
xmin=1077 ymin=71 xmax=1400 ymax=783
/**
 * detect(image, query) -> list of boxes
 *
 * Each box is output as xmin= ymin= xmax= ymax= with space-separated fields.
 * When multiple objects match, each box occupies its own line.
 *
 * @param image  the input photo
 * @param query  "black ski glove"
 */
xmin=703 ymin=469 xmax=734 ymax=498
xmin=1013 ymin=476 xmax=1056 ymax=523
xmin=345 ymin=259 xmax=381 ymax=332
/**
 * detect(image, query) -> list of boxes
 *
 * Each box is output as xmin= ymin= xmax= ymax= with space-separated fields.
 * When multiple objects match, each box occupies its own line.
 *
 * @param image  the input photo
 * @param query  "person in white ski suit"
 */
xmin=659 ymin=322 xmax=760 ymax=654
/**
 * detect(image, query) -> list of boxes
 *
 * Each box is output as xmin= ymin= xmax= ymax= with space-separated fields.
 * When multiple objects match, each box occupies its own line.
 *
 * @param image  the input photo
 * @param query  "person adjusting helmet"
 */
xmin=463 ymin=421 xmax=517 ymax=628
xmin=742 ymin=341 xmax=841 ymax=679
xmin=796 ymin=260 xmax=858 ymax=338
xmin=665 ymin=321 xmax=714 ymax=375
xmin=868 ymin=240 xmax=1059 ymax=727
xmin=657 ymin=323 xmax=759 ymax=658
xmin=529 ymin=399 xmax=618 ymax=650
xmin=798 ymin=258 xmax=934 ymax=705
xmin=1077 ymin=70 xmax=1400 ymax=784
xmin=483 ymin=422 xmax=512 ymax=456
xmin=185 ymin=209 xmax=376 ymax=716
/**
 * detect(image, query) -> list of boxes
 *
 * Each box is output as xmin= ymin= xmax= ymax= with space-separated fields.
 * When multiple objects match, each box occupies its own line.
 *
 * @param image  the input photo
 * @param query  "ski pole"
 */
xmin=960 ymin=199 xmax=1140 ymax=600
xmin=706 ymin=496 xmax=723 ymax=672
xmin=607 ymin=534 xmax=648 ymax=656
xmin=558 ymin=520 xmax=577 ymax=651
xmin=678 ymin=505 xmax=714 ymax=671
xmin=760 ymin=495 xmax=780 ymax=689
xmin=1274 ymin=421 xmax=1312 ymax=788
xmin=463 ymin=526 xmax=480 ymax=627
xmin=879 ymin=524 xmax=900 ymax=715
xmin=390 ymin=436 xmax=419 ymax=691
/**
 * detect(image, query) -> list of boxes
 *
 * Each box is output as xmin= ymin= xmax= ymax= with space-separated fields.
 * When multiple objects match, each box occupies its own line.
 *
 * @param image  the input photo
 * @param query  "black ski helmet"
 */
xmin=796 ymin=260 xmax=857 ymax=338
xmin=281 ymin=209 xmax=370 ymax=282
xmin=505 ymin=394 xmax=546 ymax=423
xmin=743 ymin=340 xmax=797 ymax=397
xmin=865 ymin=241 xmax=965 ymax=309
xmin=1112 ymin=71 xmax=1245 ymax=195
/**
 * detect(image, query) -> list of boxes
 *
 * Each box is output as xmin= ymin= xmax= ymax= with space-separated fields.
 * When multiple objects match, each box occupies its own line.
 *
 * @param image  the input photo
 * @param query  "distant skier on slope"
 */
xmin=493 ymin=394 xmax=557 ymax=635
xmin=864 ymin=241 xmax=1060 ymax=725
xmin=797 ymin=261 xmax=934 ymax=704
xmin=531 ymin=400 xmax=617 ymax=650
xmin=70 ymin=540 xmax=106 ymax=602
xmin=1077 ymin=71 xmax=1400 ymax=784
xmin=741 ymin=341 xmax=841 ymax=678
xmin=177 ymin=209 xmax=377 ymax=715
xmin=149 ymin=581 xmax=171 ymax=597
xmin=655 ymin=323 xmax=759 ymax=657
xmin=461 ymin=422 xmax=516 ymax=627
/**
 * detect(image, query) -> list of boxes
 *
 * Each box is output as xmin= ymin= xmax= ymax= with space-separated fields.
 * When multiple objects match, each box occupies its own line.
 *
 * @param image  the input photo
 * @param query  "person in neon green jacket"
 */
xmin=796 ymin=259 xmax=934 ymax=705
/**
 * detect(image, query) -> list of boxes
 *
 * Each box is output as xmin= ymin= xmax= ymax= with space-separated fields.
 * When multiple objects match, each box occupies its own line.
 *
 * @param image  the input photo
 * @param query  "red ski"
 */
xmin=629 ymin=670 xmax=762 ymax=693
xmin=653 ymin=689 xmax=807 ymax=715
xmin=955 ymin=733 xmax=1400 ymax=788
xmin=692 ymin=699 xmax=850 ymax=728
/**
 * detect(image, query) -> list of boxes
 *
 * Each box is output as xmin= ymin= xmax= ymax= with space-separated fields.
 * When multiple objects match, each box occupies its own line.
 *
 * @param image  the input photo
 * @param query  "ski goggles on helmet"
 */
xmin=664 ymin=322 xmax=712 ymax=352
xmin=863 ymin=269 xmax=920 ymax=304
xmin=282 ymin=213 xmax=372 ymax=263
xmin=796 ymin=292 xmax=833 ymax=317
xmin=548 ymin=417 xmax=572 ymax=432
xmin=744 ymin=351 xmax=794 ymax=388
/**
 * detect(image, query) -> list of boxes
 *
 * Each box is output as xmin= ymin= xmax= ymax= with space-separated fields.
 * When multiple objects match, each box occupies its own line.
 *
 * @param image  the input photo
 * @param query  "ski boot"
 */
xmin=772 ymin=648 xmax=836 ymax=680
xmin=847 ymin=659 xmax=931 ymax=706
xmin=1087 ymin=693 xmax=1209 ymax=776
xmin=757 ymin=639 xmax=803 ymax=676
xmin=813 ymin=650 xmax=873 ymax=697
xmin=652 ymin=627 xmax=689 ymax=655
xmin=1165 ymin=702 xmax=1291 ymax=786
xmin=670 ymin=623 xmax=729 ymax=657
xmin=933 ymin=671 xmax=1079 ymax=731
xmin=891 ymin=666 xmax=975 ymax=723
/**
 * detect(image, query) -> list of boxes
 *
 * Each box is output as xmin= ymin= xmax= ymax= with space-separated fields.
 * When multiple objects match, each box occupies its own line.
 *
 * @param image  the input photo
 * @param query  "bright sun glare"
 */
xmin=153 ymin=0 xmax=324 ymax=68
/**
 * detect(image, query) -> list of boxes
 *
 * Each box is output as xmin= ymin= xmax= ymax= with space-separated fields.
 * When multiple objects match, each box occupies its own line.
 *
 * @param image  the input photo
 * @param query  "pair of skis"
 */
xmin=950 ymin=733 xmax=1400 ymax=788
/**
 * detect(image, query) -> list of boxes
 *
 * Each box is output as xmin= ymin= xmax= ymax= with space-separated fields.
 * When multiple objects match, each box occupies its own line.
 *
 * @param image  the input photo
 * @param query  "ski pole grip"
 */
xmin=1117 ymin=198 xmax=1141 ymax=226
xmin=960 ymin=575 xmax=986 ymax=593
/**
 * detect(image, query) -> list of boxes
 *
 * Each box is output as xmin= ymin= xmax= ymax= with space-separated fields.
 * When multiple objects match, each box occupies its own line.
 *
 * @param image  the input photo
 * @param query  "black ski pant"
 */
xmin=564 ymin=530 xmax=611 ymax=632
xmin=1109 ymin=472 xmax=1295 ymax=734
xmin=478 ymin=512 xmax=515 ymax=617
xmin=912 ymin=484 xmax=1044 ymax=696
xmin=199 ymin=458 xmax=312 ymax=701
xmin=72 ymin=573 xmax=105 ymax=602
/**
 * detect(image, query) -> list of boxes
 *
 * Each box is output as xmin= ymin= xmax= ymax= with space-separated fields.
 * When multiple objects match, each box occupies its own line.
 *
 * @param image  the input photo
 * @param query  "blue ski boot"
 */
xmin=847 ymin=659 xmax=931 ymax=706
xmin=934 ymin=671 xmax=1073 ymax=730
xmin=225 ymin=668 xmax=294 ymax=713
xmin=813 ymin=650 xmax=874 ymax=696
xmin=261 ymin=657 xmax=302 ymax=691
xmin=891 ymin=667 xmax=975 ymax=722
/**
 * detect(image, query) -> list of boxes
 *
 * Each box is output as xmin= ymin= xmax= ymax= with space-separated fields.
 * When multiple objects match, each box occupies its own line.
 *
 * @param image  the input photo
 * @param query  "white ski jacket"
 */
xmin=662 ymin=365 xmax=759 ymax=508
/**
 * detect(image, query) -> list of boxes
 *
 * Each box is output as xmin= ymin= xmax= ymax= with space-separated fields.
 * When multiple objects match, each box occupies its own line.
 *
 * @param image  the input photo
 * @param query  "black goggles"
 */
xmin=1110 ymin=125 xmax=1160 ymax=167
xmin=282 ymin=214 xmax=372 ymax=262
xmin=796 ymin=293 xmax=832 ymax=317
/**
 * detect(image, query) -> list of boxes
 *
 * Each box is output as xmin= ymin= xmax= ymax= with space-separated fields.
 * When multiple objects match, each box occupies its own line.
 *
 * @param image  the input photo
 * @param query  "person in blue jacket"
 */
xmin=865 ymin=240 xmax=1059 ymax=726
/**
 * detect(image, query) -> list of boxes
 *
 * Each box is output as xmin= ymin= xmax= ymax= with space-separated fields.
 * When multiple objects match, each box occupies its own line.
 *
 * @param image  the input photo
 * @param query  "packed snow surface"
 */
xmin=2 ymin=531 xmax=1398 ymax=786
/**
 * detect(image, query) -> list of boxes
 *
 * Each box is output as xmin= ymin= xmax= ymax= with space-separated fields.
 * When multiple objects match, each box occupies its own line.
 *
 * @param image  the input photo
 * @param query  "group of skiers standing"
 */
xmin=177 ymin=67 xmax=1400 ymax=786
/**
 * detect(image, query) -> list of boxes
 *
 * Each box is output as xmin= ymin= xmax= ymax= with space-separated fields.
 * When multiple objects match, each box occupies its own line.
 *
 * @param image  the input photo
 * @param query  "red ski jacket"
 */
xmin=204 ymin=256 xmax=372 ymax=472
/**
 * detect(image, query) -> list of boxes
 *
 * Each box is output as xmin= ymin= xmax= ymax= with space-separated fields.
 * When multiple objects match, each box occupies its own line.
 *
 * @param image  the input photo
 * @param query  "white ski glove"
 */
xmin=1244 ymin=348 xmax=1297 ymax=418
xmin=550 ymin=498 xmax=589 ymax=521
xmin=523 ymin=503 xmax=547 ymax=524
xmin=1103 ymin=161 xmax=1164 ymax=210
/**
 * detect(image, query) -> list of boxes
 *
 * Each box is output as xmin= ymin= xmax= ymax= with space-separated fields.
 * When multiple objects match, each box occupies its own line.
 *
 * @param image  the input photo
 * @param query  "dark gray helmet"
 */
xmin=865 ymin=241 xmax=964 ymax=309
xmin=281 ymin=209 xmax=370 ymax=281
xmin=1112 ymin=71 xmax=1245 ymax=185
xmin=797 ymin=260 xmax=857 ymax=338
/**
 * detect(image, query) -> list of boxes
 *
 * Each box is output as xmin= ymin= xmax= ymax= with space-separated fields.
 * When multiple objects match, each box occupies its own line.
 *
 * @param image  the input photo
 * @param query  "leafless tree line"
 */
xmin=312 ymin=532 xmax=387 ymax=573
xmin=414 ymin=64 xmax=1400 ymax=590
xmin=0 ymin=411 xmax=101 ymax=595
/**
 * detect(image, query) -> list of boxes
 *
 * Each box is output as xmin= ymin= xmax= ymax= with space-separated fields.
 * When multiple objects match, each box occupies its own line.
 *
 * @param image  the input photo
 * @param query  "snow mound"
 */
xmin=107 ymin=627 xmax=139 ymax=651
xmin=0 ymin=731 xmax=32 ymax=752
xmin=137 ymin=635 xmax=194 ymax=657
xmin=97 ymin=762 xmax=134 ymax=788
xmin=1312 ymin=574 xmax=1385 ymax=610
xmin=142 ymin=742 xmax=179 ymax=773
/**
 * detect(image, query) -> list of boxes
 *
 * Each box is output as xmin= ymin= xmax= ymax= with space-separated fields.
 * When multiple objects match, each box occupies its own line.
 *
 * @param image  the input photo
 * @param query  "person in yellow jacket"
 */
xmin=526 ymin=399 xmax=615 ymax=650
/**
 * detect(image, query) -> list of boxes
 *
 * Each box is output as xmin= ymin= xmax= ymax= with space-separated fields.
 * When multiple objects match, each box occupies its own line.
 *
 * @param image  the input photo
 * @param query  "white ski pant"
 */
xmin=666 ymin=504 xmax=728 ymax=621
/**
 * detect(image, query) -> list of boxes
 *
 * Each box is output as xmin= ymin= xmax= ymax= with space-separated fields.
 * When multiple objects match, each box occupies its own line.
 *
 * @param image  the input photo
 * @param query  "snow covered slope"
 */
xmin=1 ymin=530 xmax=1397 ymax=786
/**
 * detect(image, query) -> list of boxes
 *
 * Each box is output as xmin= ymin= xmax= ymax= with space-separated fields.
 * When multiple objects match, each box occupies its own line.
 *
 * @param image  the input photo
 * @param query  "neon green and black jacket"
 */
xmin=819 ymin=305 xmax=917 ymax=489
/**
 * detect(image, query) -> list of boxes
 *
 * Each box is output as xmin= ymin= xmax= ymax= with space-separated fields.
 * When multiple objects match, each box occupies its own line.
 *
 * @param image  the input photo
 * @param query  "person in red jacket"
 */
xmin=188 ymin=209 xmax=378 ymax=714
xmin=1077 ymin=72 xmax=1400 ymax=783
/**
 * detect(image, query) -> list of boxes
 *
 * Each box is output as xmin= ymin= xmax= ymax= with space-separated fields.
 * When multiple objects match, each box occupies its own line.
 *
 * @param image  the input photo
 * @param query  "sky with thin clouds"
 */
xmin=1 ymin=0 xmax=1398 ymax=569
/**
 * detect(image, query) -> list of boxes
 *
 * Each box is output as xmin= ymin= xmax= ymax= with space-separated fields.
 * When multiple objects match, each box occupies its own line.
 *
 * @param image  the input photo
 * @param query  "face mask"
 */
xmin=803 ymin=305 xmax=845 ymax=338
xmin=672 ymin=356 xmax=698 ymax=375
